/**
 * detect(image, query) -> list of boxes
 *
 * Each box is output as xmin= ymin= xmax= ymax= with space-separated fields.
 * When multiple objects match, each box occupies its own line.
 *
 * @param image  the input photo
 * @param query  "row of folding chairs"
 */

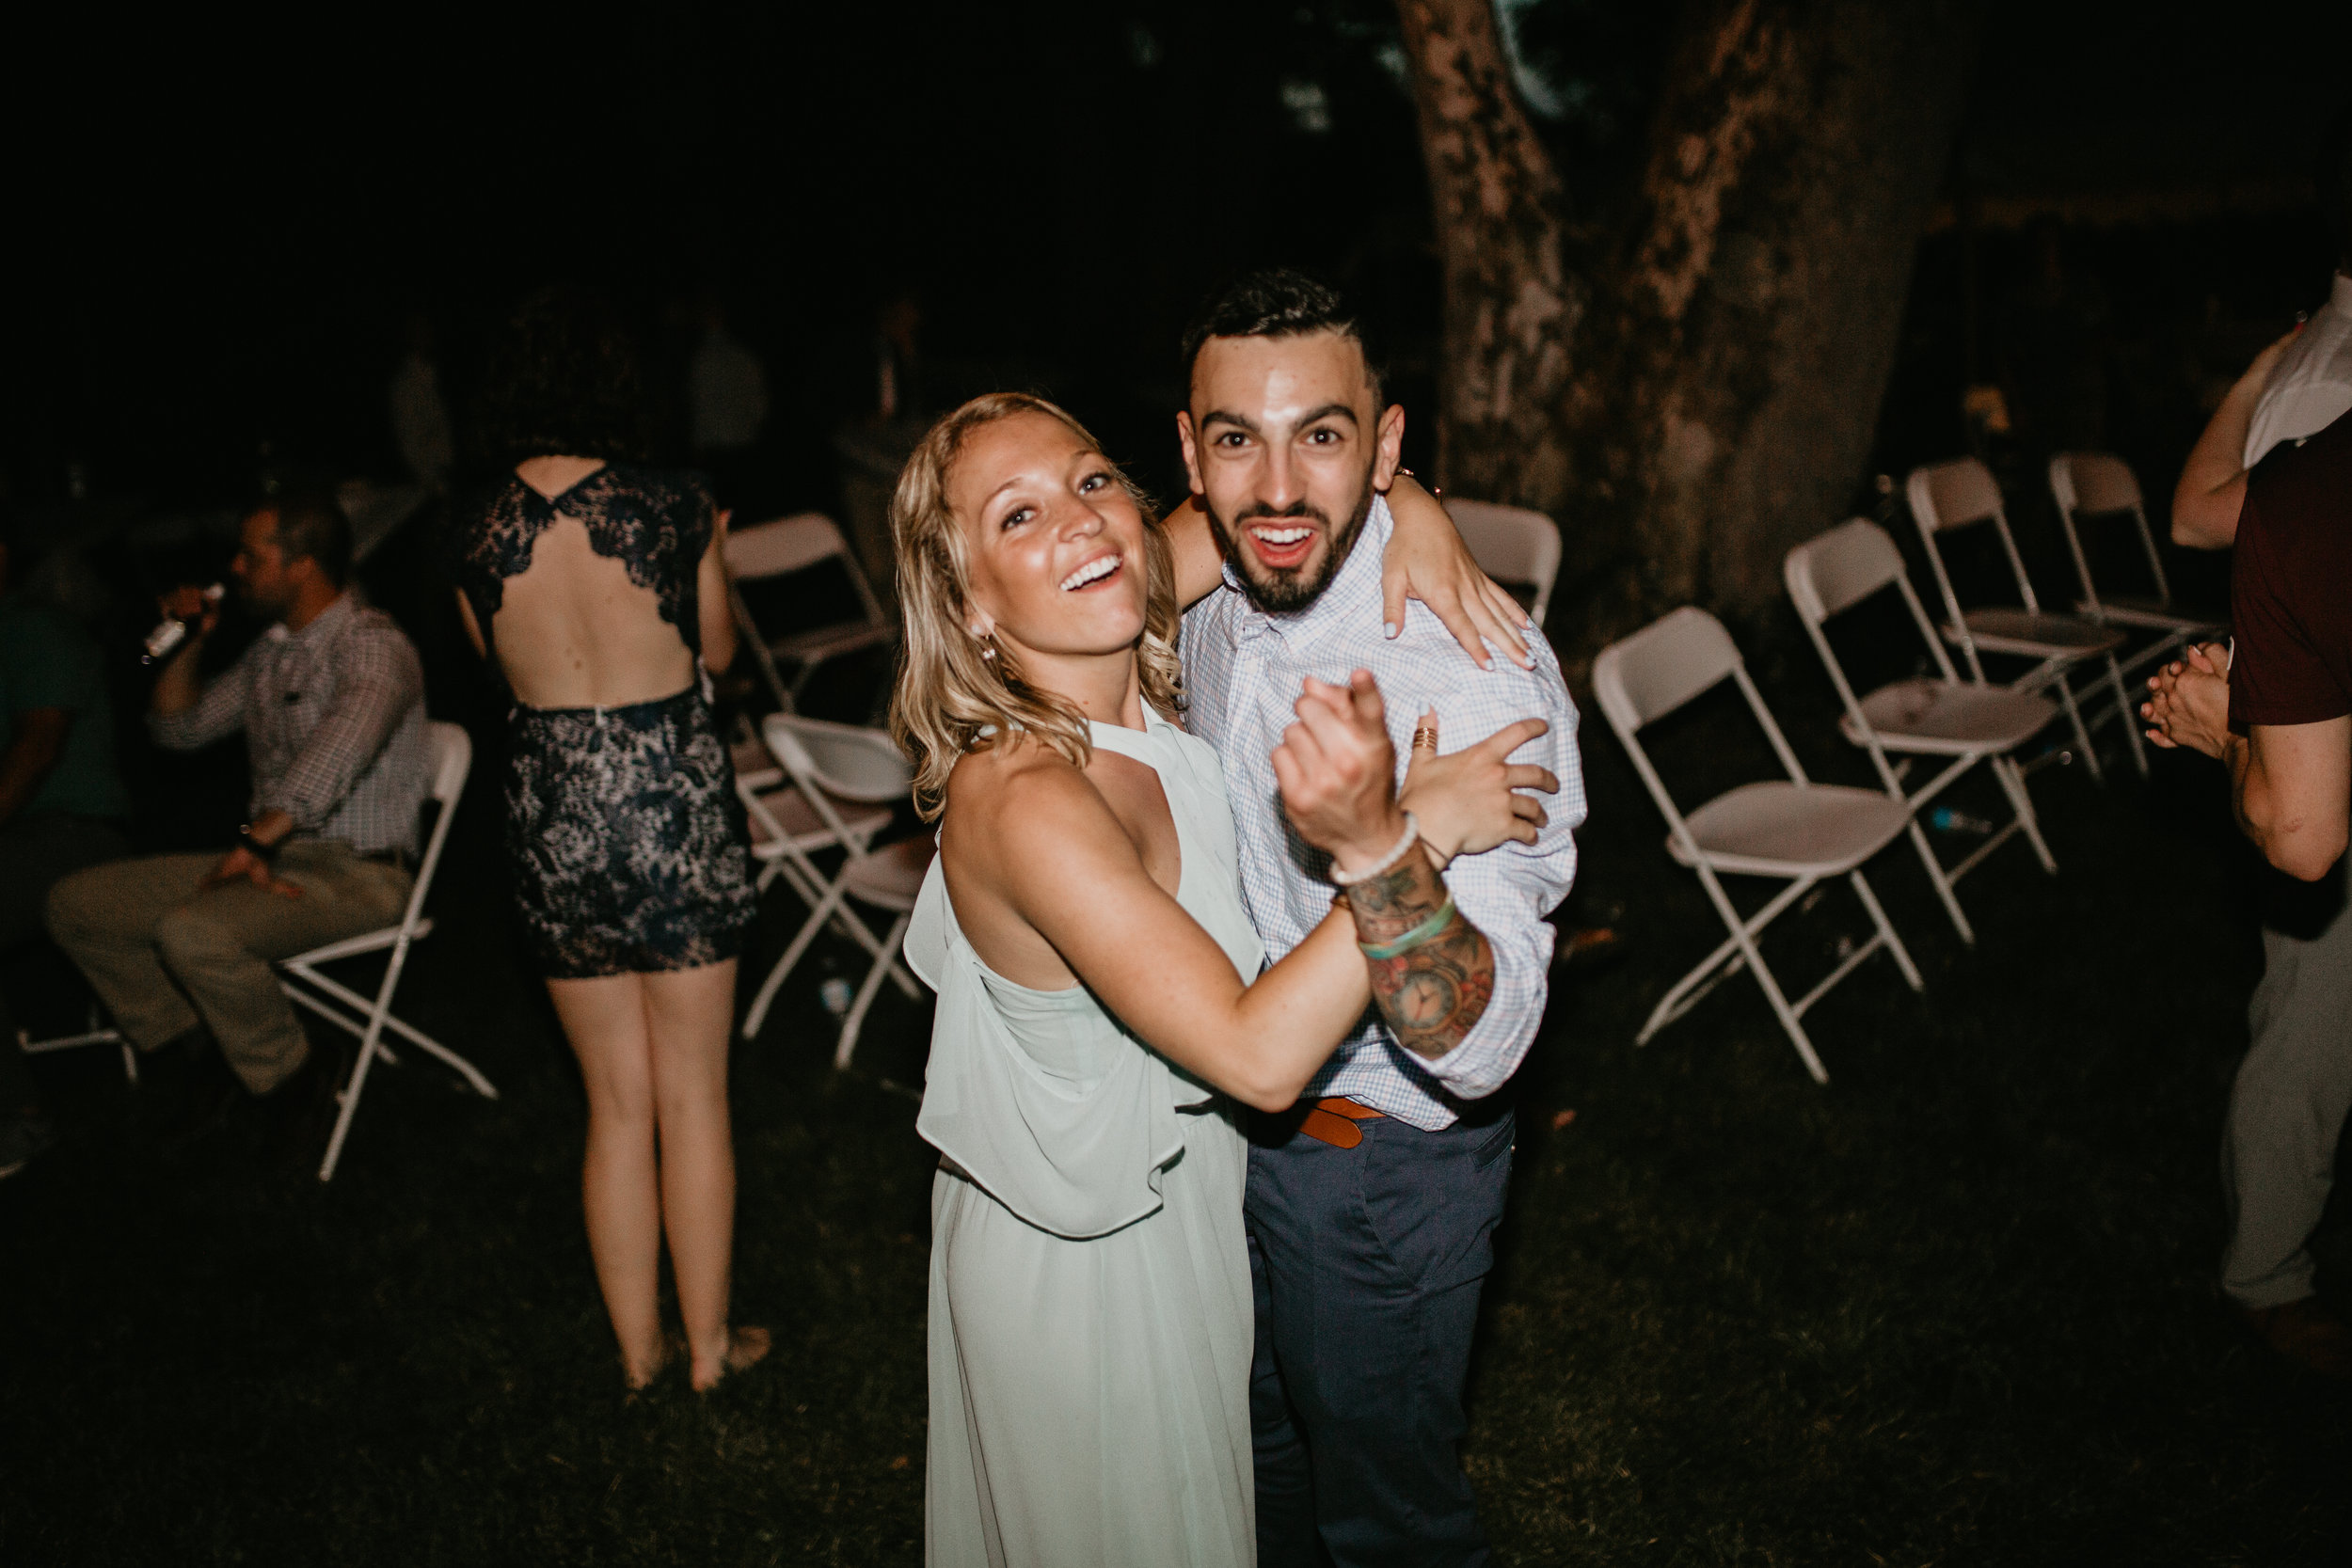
xmin=1597 ymin=451 xmax=2224 ymax=1085
xmin=1910 ymin=451 xmax=2217 ymax=784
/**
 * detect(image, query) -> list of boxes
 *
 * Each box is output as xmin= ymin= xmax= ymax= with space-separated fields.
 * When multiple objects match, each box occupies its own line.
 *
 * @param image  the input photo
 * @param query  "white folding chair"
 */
xmin=1593 ymin=607 xmax=1925 ymax=1085
xmin=738 ymin=724 xmax=894 ymax=903
xmin=739 ymin=712 xmax=932 ymax=1069
xmin=1905 ymin=458 xmax=2144 ymax=782
xmin=1786 ymin=519 xmax=2063 ymax=947
xmin=2047 ymin=451 xmax=2226 ymax=679
xmin=18 ymin=1006 xmax=138 ymax=1084
xmin=281 ymin=721 xmax=496 ymax=1180
xmin=725 ymin=513 xmax=897 ymax=712
xmin=1442 ymin=499 xmax=1562 ymax=626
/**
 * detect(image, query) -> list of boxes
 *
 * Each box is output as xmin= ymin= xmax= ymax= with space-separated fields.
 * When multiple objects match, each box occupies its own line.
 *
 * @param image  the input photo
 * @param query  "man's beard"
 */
xmin=1207 ymin=472 xmax=1376 ymax=615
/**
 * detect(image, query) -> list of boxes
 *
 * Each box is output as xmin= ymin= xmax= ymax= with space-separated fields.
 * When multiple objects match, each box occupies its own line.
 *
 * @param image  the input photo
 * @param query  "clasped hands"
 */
xmin=2141 ymin=641 xmax=2231 ymax=761
xmin=202 ymin=810 xmax=303 ymax=899
xmin=1271 ymin=669 xmax=1557 ymax=877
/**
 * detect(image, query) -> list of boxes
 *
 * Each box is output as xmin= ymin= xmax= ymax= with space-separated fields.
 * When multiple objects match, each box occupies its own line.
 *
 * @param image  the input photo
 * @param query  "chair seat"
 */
xmin=1840 ymin=678 xmax=2060 ymax=755
xmin=773 ymin=622 xmax=897 ymax=666
xmin=841 ymin=837 xmax=935 ymax=911
xmin=1945 ymin=608 xmax=2124 ymax=657
xmin=2074 ymin=596 xmax=2225 ymax=636
xmin=1665 ymin=784 xmax=1912 ymax=878
xmin=284 ymin=920 xmax=433 ymax=967
xmin=745 ymin=784 xmax=892 ymax=853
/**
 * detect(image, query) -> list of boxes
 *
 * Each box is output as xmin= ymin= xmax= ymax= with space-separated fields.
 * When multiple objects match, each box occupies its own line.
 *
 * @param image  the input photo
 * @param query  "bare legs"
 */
xmin=548 ymin=960 xmax=770 ymax=1391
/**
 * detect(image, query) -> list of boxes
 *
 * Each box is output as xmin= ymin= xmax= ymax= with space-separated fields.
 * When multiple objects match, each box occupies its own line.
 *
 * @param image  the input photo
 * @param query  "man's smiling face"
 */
xmin=1179 ymin=327 xmax=1405 ymax=614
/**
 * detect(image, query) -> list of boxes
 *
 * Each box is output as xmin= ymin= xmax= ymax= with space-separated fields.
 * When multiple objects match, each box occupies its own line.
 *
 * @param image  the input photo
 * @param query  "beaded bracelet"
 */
xmin=1359 ymin=895 xmax=1457 ymax=961
xmin=1327 ymin=812 xmax=1422 ymax=888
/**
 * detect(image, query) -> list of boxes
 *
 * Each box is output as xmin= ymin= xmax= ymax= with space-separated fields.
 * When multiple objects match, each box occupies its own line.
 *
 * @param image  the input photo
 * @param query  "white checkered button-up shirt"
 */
xmin=1181 ymin=495 xmax=1586 ymax=1130
xmin=150 ymin=594 xmax=431 ymax=856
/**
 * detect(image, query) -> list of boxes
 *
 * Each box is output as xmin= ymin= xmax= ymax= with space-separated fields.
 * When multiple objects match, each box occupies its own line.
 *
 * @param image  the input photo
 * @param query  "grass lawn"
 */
xmin=3 ymin=661 xmax=2345 ymax=1565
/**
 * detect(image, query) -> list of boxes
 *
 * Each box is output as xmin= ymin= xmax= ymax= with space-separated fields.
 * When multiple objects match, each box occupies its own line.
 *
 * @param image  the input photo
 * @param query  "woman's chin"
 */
xmin=1019 ymin=623 xmax=1150 ymax=663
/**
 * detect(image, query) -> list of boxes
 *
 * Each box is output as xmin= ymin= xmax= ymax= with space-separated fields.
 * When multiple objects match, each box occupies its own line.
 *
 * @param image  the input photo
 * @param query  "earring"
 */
xmin=981 ymin=643 xmax=997 ymax=661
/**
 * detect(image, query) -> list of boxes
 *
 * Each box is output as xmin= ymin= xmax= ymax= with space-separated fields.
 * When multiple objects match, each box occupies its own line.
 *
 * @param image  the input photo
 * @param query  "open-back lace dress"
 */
xmin=447 ymin=464 xmax=755 ymax=978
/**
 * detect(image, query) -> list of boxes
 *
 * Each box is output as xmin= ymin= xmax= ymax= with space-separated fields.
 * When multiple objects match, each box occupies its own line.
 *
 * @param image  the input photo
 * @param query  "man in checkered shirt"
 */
xmin=49 ymin=489 xmax=429 ymax=1152
xmin=1174 ymin=272 xmax=1584 ymax=1566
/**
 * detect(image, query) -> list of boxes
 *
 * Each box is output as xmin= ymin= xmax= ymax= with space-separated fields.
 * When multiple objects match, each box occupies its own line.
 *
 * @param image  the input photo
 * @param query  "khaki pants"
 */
xmin=45 ymin=842 xmax=412 ymax=1094
xmin=2221 ymin=859 xmax=2352 ymax=1309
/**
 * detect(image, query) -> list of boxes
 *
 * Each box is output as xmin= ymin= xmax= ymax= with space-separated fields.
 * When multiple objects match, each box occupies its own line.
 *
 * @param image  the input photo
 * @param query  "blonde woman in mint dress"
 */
xmin=887 ymin=393 xmax=1553 ymax=1567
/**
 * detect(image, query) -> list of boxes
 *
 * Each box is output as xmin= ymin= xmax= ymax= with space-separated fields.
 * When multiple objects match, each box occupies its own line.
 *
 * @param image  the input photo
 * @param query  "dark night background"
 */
xmin=6 ymin=4 xmax=2352 ymax=1563
xmin=8 ymin=0 xmax=2347 ymax=521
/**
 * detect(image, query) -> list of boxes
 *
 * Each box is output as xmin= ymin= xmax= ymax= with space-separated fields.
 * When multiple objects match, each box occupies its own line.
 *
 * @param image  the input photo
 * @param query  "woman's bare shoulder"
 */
xmin=944 ymin=739 xmax=1123 ymax=877
xmin=947 ymin=737 xmax=1098 ymax=824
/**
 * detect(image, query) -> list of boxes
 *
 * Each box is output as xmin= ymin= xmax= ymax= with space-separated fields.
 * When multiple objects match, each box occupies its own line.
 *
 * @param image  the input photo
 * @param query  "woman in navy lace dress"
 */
xmin=450 ymin=288 xmax=767 ymax=1391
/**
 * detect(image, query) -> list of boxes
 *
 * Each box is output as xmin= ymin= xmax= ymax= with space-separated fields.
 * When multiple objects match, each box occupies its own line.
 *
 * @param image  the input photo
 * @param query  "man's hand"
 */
xmin=1399 ymin=710 xmax=1555 ymax=865
xmin=201 ymin=846 xmax=303 ymax=898
xmin=2142 ymin=641 xmax=2233 ymax=759
xmin=1273 ymin=671 xmax=1407 ymax=873
xmin=151 ymin=583 xmax=226 ymax=719
xmin=1377 ymin=475 xmax=1532 ymax=671
xmin=157 ymin=584 xmax=222 ymax=642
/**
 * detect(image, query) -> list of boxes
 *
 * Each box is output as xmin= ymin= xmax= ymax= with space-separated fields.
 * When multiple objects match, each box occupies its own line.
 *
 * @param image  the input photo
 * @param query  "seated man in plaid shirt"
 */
xmin=1165 ymin=271 xmax=1585 ymax=1567
xmin=49 ymin=489 xmax=429 ymax=1153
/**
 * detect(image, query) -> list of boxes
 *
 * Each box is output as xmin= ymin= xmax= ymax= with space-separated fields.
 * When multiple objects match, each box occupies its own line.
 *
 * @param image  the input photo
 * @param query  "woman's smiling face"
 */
xmin=949 ymin=410 xmax=1150 ymax=661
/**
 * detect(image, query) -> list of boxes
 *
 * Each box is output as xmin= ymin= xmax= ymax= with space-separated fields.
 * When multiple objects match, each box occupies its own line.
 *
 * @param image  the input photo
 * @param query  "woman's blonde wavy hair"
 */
xmin=888 ymin=392 xmax=1185 ymax=821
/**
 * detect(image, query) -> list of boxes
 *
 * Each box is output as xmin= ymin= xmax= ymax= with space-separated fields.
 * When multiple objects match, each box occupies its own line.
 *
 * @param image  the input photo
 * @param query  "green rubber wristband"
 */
xmin=1357 ymin=895 xmax=1457 ymax=961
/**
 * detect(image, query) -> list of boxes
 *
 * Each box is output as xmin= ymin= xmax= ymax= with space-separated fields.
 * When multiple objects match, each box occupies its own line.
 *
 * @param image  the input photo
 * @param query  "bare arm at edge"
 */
xmin=2173 ymin=333 xmax=2293 ymax=548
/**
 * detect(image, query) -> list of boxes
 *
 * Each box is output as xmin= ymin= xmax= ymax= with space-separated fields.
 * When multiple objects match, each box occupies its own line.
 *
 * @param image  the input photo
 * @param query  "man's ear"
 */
xmin=1176 ymin=410 xmax=1204 ymax=496
xmin=1371 ymin=404 xmax=1406 ymax=492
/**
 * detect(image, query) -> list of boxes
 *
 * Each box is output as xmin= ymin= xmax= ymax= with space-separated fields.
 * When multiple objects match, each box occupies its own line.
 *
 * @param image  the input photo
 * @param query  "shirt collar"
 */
xmin=271 ymin=592 xmax=355 ymax=645
xmin=1221 ymin=492 xmax=1391 ymax=654
xmin=2332 ymin=271 xmax=2352 ymax=315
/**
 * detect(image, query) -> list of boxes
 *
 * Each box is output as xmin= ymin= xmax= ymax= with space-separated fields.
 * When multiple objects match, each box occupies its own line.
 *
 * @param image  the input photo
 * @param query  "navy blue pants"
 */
xmin=1247 ymin=1104 xmax=1515 ymax=1567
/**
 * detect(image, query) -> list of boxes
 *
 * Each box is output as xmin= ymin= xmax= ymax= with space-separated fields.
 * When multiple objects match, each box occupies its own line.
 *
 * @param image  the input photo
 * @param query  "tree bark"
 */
xmin=1401 ymin=0 xmax=1983 ymax=654
xmin=1396 ymin=0 xmax=1579 ymax=508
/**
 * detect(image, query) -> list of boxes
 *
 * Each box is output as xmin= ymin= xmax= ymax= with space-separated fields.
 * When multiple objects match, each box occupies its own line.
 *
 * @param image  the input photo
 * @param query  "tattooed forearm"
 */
xmin=1342 ymin=852 xmax=1496 ymax=1060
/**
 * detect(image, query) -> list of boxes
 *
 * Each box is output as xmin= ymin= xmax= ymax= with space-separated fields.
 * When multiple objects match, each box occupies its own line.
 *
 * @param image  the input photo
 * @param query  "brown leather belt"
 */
xmin=1296 ymin=1096 xmax=1385 ymax=1149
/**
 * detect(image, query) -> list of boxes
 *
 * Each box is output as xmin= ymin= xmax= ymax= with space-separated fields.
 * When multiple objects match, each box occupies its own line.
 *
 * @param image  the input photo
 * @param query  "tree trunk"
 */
xmin=1395 ymin=0 xmax=1579 ymax=508
xmin=1402 ymin=0 xmax=1983 ymax=655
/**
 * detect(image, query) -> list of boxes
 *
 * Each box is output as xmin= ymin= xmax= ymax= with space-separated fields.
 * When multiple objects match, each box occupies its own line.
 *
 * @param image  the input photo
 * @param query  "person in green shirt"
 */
xmin=0 ymin=519 xmax=131 ymax=1178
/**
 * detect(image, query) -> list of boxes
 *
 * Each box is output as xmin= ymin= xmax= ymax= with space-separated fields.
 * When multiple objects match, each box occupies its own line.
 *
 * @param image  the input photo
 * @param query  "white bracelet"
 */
xmin=1329 ymin=812 xmax=1422 ymax=887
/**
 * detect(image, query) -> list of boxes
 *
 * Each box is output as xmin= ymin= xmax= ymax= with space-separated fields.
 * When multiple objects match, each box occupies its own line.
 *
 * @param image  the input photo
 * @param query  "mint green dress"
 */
xmin=908 ymin=710 xmax=1263 ymax=1568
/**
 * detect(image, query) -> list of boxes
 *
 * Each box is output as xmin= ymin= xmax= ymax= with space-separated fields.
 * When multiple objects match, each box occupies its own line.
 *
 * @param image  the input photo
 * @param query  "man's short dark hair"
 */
xmin=1181 ymin=269 xmax=1384 ymax=406
xmin=259 ymin=487 xmax=352 ymax=587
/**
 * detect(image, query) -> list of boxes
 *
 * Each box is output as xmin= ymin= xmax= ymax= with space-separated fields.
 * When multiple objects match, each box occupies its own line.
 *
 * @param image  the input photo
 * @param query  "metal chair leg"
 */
xmin=2053 ymin=673 xmax=2104 ymax=784
xmin=1990 ymin=755 xmax=2058 ymax=873
xmin=1850 ymin=871 xmax=1923 ymax=991
xmin=834 ymin=913 xmax=913 ymax=1071
xmin=1902 ymin=816 xmax=1976 ymax=944
xmin=2106 ymin=654 xmax=2149 ymax=777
